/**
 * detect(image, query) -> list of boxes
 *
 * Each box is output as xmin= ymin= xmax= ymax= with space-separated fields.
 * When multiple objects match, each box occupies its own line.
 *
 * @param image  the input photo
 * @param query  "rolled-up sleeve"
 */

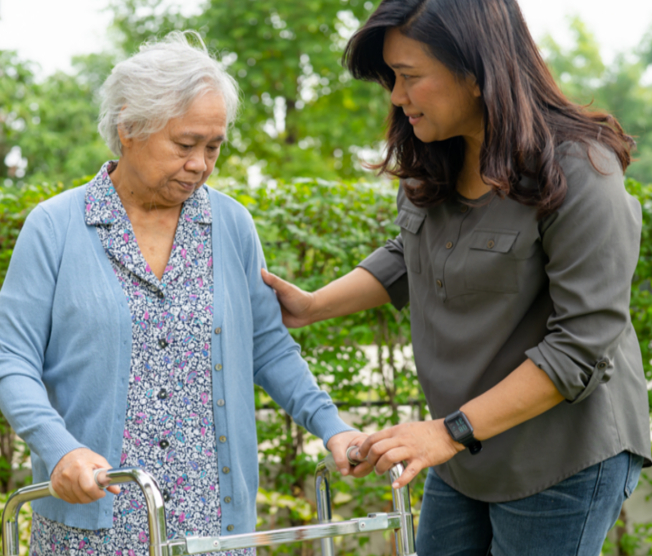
xmin=525 ymin=143 xmax=642 ymax=403
xmin=358 ymin=235 xmax=410 ymax=310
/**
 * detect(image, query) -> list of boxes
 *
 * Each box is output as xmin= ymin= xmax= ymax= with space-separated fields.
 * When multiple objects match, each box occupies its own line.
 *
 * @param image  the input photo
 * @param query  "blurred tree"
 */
xmin=541 ymin=17 xmax=652 ymax=184
xmin=0 ymin=51 xmax=114 ymax=187
xmin=109 ymin=0 xmax=390 ymax=182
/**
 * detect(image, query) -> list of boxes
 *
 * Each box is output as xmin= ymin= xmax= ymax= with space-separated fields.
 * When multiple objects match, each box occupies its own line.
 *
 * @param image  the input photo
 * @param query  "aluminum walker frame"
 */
xmin=2 ymin=455 xmax=417 ymax=556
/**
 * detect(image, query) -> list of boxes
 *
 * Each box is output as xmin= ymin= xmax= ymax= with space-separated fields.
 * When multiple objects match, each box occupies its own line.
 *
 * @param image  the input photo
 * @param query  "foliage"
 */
xmin=109 ymin=0 xmax=389 ymax=183
xmin=215 ymin=175 xmax=424 ymax=554
xmin=541 ymin=17 xmax=652 ymax=185
xmin=0 ymin=51 xmax=114 ymax=187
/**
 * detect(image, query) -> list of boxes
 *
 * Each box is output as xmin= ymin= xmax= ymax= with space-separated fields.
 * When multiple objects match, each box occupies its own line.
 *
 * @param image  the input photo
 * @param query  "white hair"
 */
xmin=98 ymin=31 xmax=239 ymax=156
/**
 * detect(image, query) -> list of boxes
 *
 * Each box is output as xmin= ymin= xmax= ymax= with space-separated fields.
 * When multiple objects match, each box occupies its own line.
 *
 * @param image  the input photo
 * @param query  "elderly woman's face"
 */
xmin=119 ymin=91 xmax=227 ymax=208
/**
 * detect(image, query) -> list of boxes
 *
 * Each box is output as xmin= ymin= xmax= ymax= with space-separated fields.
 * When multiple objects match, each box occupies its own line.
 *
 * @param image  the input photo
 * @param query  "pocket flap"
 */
xmin=395 ymin=209 xmax=427 ymax=235
xmin=469 ymin=230 xmax=518 ymax=253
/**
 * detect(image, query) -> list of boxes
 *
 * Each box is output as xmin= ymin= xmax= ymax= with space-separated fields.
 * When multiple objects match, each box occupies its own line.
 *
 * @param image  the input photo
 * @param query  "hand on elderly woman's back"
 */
xmin=50 ymin=448 xmax=121 ymax=504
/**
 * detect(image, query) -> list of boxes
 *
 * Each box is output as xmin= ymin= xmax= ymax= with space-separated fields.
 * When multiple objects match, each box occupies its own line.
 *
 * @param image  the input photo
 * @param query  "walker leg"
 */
xmin=315 ymin=459 xmax=336 ymax=556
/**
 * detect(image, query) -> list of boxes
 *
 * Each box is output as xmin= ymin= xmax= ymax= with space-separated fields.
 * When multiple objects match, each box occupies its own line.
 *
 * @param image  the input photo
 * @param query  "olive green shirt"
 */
xmin=359 ymin=142 xmax=651 ymax=502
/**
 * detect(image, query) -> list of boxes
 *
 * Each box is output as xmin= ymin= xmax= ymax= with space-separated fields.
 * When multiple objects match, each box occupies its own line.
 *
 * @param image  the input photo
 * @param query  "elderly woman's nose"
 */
xmin=186 ymin=150 xmax=209 ymax=172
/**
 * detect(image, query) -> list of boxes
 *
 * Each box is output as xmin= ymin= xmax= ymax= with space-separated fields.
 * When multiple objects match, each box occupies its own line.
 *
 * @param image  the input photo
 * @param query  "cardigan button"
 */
xmin=227 ymin=525 xmax=234 ymax=532
xmin=219 ymin=436 xmax=227 ymax=443
xmin=223 ymin=466 xmax=230 ymax=474
xmin=215 ymin=364 xmax=222 ymax=371
xmin=224 ymin=496 xmax=232 ymax=503
xmin=217 ymin=399 xmax=225 ymax=406
xmin=214 ymin=327 xmax=222 ymax=334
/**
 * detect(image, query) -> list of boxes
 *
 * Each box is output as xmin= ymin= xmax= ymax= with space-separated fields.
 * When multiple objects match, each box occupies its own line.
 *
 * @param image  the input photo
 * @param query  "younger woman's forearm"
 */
xmin=310 ymin=268 xmax=390 ymax=322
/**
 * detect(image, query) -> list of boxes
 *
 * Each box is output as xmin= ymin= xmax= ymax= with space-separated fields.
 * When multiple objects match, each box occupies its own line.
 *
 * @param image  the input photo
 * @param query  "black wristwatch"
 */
xmin=444 ymin=410 xmax=483 ymax=455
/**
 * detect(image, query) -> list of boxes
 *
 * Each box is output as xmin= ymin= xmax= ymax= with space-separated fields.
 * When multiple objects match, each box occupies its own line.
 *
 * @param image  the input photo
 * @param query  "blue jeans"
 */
xmin=416 ymin=451 xmax=644 ymax=556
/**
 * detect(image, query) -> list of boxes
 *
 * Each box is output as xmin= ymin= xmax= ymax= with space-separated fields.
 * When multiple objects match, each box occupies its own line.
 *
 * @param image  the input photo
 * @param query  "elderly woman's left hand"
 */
xmin=355 ymin=420 xmax=464 ymax=488
xmin=326 ymin=430 xmax=374 ymax=477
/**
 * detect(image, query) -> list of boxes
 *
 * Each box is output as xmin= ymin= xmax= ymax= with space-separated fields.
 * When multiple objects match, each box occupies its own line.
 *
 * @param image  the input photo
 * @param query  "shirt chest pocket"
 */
xmin=464 ymin=229 xmax=519 ymax=293
xmin=395 ymin=208 xmax=427 ymax=274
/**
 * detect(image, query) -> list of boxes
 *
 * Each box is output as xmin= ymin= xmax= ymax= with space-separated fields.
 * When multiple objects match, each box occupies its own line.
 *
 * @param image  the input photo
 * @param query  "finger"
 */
xmin=330 ymin=443 xmax=352 ymax=476
xmin=374 ymin=447 xmax=412 ymax=475
xmin=76 ymin=468 xmax=104 ymax=503
xmin=364 ymin=437 xmax=405 ymax=469
xmin=391 ymin=460 xmax=423 ymax=489
xmin=357 ymin=429 xmax=396 ymax=460
xmin=349 ymin=460 xmax=375 ymax=478
xmin=261 ymin=268 xmax=283 ymax=290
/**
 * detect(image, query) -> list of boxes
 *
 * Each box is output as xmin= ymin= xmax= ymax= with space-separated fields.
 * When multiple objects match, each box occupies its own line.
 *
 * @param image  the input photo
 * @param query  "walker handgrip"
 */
xmin=1 ymin=468 xmax=168 ymax=556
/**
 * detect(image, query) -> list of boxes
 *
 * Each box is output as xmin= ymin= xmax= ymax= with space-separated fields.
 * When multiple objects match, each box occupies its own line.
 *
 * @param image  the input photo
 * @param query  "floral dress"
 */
xmin=29 ymin=162 xmax=254 ymax=556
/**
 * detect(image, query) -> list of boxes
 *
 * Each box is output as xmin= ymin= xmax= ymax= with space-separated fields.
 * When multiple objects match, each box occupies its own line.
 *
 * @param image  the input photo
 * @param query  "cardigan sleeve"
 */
xmin=241 ymin=214 xmax=355 ymax=446
xmin=525 ymin=143 xmax=643 ymax=403
xmin=0 ymin=205 xmax=86 ymax=475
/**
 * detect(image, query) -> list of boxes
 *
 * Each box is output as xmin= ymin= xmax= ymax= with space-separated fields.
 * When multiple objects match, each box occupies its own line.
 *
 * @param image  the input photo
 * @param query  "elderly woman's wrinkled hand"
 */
xmin=50 ymin=448 xmax=121 ymax=504
xmin=326 ymin=430 xmax=374 ymax=478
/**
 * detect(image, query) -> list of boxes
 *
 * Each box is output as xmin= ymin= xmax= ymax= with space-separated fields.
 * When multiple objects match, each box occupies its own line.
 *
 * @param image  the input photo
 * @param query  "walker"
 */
xmin=1 ymin=455 xmax=417 ymax=556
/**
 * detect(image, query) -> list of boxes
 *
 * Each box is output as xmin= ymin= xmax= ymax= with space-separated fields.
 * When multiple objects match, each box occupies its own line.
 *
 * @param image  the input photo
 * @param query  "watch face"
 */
xmin=449 ymin=416 xmax=471 ymax=438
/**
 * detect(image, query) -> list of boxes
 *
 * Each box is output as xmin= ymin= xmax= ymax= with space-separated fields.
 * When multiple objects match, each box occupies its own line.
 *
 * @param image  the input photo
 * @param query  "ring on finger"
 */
xmin=93 ymin=469 xmax=108 ymax=490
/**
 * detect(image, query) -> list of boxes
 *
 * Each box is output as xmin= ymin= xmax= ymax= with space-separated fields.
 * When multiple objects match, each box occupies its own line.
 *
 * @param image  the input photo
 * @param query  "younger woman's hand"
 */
xmin=356 ymin=420 xmax=464 ymax=488
xmin=261 ymin=268 xmax=316 ymax=328
xmin=50 ymin=447 xmax=120 ymax=504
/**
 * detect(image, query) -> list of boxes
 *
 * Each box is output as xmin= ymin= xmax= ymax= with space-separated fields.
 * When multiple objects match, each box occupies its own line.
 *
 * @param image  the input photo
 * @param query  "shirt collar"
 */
xmin=84 ymin=161 xmax=212 ymax=226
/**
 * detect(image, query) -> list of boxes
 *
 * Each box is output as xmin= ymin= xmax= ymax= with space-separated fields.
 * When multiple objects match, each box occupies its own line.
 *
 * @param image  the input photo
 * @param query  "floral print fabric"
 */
xmin=30 ymin=162 xmax=254 ymax=556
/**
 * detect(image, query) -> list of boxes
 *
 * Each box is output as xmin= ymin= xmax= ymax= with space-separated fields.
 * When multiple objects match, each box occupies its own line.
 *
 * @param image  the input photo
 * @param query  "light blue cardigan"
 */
xmin=0 ymin=183 xmax=352 ymax=532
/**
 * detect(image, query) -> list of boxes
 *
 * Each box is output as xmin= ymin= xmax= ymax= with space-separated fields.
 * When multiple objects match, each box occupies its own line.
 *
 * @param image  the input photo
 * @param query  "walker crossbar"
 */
xmin=1 ymin=457 xmax=417 ymax=556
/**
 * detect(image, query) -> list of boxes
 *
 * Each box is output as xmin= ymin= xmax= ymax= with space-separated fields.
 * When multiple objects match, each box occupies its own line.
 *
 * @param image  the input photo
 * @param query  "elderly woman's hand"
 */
xmin=50 ymin=448 xmax=121 ymax=504
xmin=355 ymin=420 xmax=464 ymax=489
xmin=326 ymin=430 xmax=374 ymax=478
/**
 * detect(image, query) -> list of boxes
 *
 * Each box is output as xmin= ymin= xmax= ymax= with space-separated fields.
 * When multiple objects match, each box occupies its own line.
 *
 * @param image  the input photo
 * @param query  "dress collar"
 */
xmin=84 ymin=161 xmax=212 ymax=226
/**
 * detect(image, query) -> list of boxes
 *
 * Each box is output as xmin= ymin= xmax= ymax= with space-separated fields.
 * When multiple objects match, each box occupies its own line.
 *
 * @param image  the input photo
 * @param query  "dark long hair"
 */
xmin=343 ymin=0 xmax=634 ymax=218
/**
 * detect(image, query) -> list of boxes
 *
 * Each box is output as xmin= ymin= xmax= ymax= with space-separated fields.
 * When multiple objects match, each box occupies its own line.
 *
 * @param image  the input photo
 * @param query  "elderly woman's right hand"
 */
xmin=50 ymin=448 xmax=120 ymax=504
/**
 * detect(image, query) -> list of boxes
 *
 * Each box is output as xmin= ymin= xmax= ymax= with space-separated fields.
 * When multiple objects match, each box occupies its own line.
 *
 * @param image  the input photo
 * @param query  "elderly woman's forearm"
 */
xmin=311 ymin=268 xmax=390 ymax=322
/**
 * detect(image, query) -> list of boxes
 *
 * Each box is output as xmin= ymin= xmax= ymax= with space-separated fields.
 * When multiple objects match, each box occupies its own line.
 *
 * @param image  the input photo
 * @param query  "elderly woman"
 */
xmin=0 ymin=32 xmax=363 ymax=556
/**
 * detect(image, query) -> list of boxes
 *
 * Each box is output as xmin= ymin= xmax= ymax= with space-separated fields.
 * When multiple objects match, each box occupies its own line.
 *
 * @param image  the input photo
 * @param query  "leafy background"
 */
xmin=1 ymin=0 xmax=652 ymax=554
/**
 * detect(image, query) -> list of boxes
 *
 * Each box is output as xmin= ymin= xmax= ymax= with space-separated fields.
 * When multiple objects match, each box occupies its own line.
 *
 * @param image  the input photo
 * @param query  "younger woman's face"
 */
xmin=383 ymin=28 xmax=484 ymax=145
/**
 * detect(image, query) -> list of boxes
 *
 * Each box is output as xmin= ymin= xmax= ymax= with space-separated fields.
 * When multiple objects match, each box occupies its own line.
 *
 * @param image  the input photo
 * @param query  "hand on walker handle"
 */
xmin=50 ymin=447 xmax=120 ymax=503
xmin=326 ymin=431 xmax=374 ymax=478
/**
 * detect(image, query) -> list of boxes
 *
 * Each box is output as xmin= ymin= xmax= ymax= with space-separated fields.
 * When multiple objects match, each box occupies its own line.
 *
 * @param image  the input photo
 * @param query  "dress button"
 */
xmin=224 ymin=496 xmax=232 ymax=503
xmin=158 ymin=338 xmax=168 ymax=349
xmin=223 ymin=466 xmax=230 ymax=474
xmin=227 ymin=525 xmax=234 ymax=532
xmin=159 ymin=439 xmax=170 ymax=449
xmin=163 ymin=489 xmax=171 ymax=502
xmin=436 ymin=279 xmax=443 ymax=288
xmin=217 ymin=399 xmax=225 ymax=406
xmin=157 ymin=389 xmax=168 ymax=400
xmin=486 ymin=240 xmax=495 ymax=249
xmin=445 ymin=241 xmax=453 ymax=249
xmin=219 ymin=436 xmax=227 ymax=443
xmin=214 ymin=364 xmax=222 ymax=371
xmin=214 ymin=327 xmax=222 ymax=334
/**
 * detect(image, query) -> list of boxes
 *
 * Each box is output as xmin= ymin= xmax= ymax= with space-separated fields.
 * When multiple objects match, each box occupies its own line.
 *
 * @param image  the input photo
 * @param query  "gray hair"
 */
xmin=99 ymin=31 xmax=239 ymax=156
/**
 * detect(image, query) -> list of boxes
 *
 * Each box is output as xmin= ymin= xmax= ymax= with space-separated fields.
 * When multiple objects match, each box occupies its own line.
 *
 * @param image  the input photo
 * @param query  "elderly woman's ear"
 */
xmin=116 ymin=122 xmax=133 ymax=151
